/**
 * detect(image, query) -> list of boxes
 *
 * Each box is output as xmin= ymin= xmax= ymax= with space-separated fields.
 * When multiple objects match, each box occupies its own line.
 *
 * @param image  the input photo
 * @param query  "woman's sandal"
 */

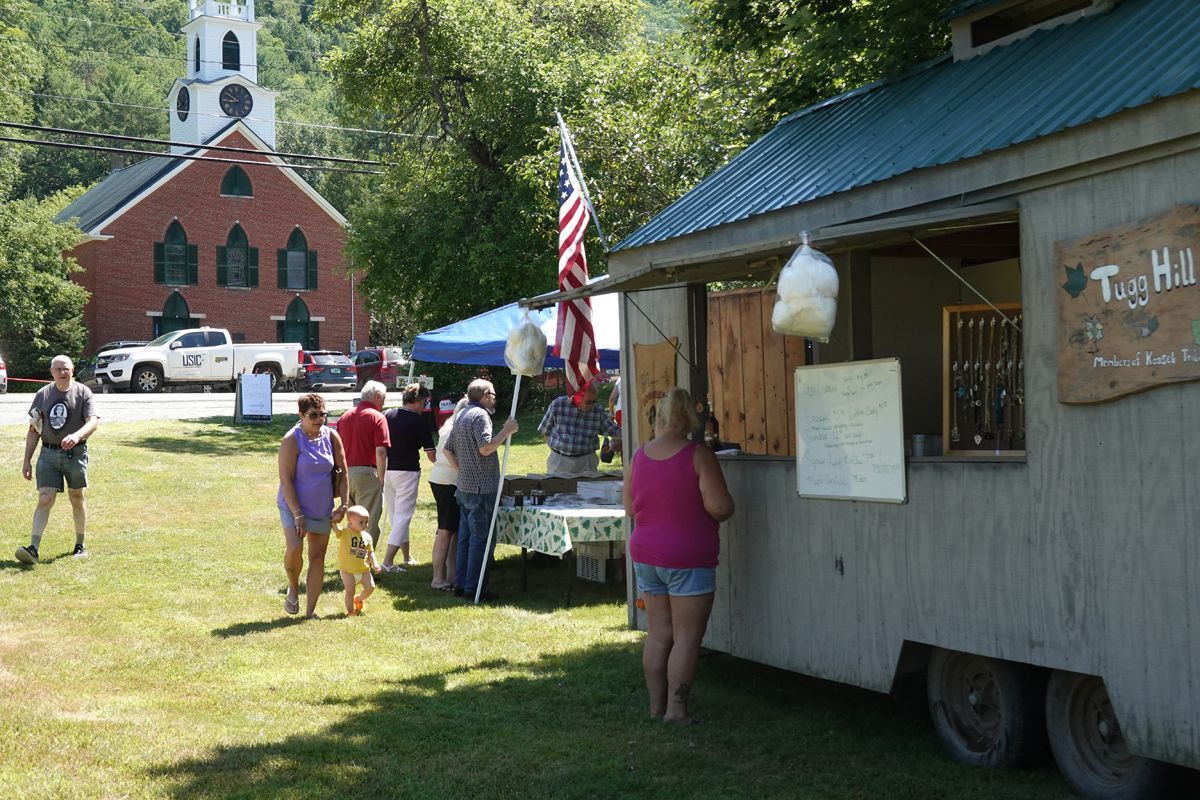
xmin=283 ymin=594 xmax=300 ymax=615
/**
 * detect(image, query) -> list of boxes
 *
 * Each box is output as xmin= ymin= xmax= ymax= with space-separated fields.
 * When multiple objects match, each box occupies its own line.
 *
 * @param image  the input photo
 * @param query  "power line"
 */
xmin=0 ymin=87 xmax=432 ymax=139
xmin=0 ymin=135 xmax=382 ymax=175
xmin=0 ymin=120 xmax=380 ymax=166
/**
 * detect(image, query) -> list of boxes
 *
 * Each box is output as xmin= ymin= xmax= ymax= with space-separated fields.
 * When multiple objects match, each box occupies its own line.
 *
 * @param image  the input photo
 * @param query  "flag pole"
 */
xmin=556 ymin=111 xmax=609 ymax=251
xmin=474 ymin=374 xmax=521 ymax=604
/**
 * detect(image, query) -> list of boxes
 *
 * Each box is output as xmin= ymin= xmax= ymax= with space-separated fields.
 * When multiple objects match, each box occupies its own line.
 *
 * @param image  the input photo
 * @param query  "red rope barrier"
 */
xmin=7 ymin=377 xmax=52 ymax=384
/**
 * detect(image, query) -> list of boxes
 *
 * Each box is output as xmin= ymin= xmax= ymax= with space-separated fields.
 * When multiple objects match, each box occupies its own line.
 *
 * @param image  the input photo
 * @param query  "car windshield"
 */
xmin=313 ymin=353 xmax=350 ymax=365
xmin=146 ymin=332 xmax=179 ymax=347
xmin=384 ymin=348 xmax=405 ymax=363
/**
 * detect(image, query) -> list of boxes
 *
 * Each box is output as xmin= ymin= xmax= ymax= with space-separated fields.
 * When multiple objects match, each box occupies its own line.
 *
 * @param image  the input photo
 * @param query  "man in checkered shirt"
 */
xmin=538 ymin=380 xmax=621 ymax=475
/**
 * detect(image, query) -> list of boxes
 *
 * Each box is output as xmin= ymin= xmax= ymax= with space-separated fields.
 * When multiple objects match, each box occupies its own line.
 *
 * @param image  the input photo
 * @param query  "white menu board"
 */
xmin=794 ymin=358 xmax=906 ymax=503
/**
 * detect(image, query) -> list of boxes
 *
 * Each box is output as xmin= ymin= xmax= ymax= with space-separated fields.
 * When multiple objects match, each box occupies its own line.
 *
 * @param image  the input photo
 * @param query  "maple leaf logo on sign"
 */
xmin=1061 ymin=263 xmax=1087 ymax=298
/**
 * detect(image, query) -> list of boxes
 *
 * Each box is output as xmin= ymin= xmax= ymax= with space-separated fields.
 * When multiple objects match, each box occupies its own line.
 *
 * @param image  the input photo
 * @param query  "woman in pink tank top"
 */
xmin=625 ymin=388 xmax=734 ymax=725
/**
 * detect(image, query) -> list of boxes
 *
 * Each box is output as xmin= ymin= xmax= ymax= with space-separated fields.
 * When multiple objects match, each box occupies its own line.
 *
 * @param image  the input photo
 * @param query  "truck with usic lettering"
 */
xmin=89 ymin=328 xmax=302 ymax=393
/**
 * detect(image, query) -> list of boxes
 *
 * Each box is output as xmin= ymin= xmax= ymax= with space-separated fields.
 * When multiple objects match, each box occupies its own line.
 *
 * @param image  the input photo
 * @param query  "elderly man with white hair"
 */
xmin=16 ymin=355 xmax=100 ymax=564
xmin=335 ymin=380 xmax=390 ymax=543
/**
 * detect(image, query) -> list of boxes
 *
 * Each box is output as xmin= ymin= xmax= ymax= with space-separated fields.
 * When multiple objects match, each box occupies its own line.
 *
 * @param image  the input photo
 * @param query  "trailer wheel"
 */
xmin=131 ymin=364 xmax=163 ymax=394
xmin=1045 ymin=671 xmax=1168 ymax=799
xmin=927 ymin=648 xmax=1046 ymax=769
xmin=254 ymin=364 xmax=281 ymax=392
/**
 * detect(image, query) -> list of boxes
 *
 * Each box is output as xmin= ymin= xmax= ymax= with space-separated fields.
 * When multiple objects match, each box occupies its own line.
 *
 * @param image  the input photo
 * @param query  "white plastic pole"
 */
xmin=474 ymin=373 xmax=521 ymax=603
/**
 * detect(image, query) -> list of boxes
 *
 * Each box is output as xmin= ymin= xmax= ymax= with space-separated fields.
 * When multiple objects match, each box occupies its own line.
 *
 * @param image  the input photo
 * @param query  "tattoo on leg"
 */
xmin=673 ymin=682 xmax=691 ymax=704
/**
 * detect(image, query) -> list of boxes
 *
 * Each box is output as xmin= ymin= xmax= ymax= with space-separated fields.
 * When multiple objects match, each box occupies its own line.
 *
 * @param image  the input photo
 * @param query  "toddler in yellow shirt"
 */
xmin=332 ymin=505 xmax=381 ymax=616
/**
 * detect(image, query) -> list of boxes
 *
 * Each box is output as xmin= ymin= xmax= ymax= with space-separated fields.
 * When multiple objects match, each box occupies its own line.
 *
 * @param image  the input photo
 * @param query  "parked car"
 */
xmin=0 ymin=352 xmax=7 ymax=393
xmin=77 ymin=341 xmax=149 ymax=388
xmin=295 ymin=350 xmax=356 ymax=391
xmin=350 ymin=347 xmax=407 ymax=389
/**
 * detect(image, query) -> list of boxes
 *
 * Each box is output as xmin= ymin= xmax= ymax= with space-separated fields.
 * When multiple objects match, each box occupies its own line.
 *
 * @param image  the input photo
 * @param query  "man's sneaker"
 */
xmin=72 ymin=543 xmax=88 ymax=558
xmin=15 ymin=545 xmax=38 ymax=565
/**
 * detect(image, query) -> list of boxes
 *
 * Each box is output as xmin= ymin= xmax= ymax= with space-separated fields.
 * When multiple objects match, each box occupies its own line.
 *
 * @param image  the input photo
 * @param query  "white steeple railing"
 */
xmin=189 ymin=0 xmax=254 ymax=22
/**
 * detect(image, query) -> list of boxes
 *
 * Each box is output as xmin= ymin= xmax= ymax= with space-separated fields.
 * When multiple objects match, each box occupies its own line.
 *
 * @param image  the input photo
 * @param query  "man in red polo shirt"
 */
xmin=337 ymin=380 xmax=390 ymax=542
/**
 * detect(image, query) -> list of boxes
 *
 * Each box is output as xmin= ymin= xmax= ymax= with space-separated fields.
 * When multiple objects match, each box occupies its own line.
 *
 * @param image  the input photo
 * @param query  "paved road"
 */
xmin=0 ymin=389 xmax=359 ymax=426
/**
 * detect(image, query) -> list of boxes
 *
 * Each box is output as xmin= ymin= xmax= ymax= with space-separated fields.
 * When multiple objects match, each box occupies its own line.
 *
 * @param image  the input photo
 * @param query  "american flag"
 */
xmin=554 ymin=138 xmax=598 ymax=394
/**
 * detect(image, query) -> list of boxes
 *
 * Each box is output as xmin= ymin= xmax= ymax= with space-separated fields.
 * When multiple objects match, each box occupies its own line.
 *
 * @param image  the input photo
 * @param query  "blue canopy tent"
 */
xmin=410 ymin=290 xmax=620 ymax=369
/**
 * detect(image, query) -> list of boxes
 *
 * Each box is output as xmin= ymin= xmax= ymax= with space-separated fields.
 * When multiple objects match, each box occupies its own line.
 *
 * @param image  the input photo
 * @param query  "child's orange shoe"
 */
xmin=354 ymin=598 xmax=364 ymax=613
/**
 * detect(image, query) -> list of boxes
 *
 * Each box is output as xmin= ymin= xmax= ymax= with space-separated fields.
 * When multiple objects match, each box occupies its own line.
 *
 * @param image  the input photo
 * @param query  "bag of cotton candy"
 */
xmin=504 ymin=311 xmax=548 ymax=376
xmin=771 ymin=243 xmax=839 ymax=341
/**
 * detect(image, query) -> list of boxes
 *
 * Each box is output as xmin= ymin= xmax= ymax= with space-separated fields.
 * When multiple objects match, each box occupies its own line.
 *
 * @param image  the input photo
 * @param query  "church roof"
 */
xmin=57 ymin=121 xmax=239 ymax=233
xmin=57 ymin=121 xmax=346 ymax=234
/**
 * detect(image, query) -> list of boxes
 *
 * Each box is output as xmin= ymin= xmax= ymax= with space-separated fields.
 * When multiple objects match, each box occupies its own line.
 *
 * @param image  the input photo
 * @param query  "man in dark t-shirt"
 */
xmin=17 ymin=355 xmax=100 ymax=565
xmin=380 ymin=383 xmax=436 ymax=570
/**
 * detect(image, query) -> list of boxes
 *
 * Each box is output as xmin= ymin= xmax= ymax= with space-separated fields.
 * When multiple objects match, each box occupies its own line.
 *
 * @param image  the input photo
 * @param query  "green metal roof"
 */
xmin=614 ymin=0 xmax=1200 ymax=253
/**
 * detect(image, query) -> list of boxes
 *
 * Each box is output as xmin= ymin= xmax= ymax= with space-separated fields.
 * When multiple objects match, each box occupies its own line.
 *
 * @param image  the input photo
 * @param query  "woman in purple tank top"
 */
xmin=278 ymin=393 xmax=349 ymax=618
xmin=625 ymin=387 xmax=734 ymax=725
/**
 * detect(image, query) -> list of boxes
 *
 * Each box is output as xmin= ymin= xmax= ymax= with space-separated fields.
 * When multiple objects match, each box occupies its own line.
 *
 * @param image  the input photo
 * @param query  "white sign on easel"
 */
xmin=794 ymin=358 xmax=906 ymax=503
xmin=234 ymin=372 xmax=272 ymax=425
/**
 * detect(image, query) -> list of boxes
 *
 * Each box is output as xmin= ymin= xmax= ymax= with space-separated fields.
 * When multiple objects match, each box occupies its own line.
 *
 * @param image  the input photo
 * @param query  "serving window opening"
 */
xmin=702 ymin=219 xmax=1023 ymax=461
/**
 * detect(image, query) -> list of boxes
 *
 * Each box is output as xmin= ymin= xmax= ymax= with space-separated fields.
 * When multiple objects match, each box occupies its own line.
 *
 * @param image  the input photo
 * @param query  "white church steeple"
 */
xmin=168 ymin=0 xmax=279 ymax=150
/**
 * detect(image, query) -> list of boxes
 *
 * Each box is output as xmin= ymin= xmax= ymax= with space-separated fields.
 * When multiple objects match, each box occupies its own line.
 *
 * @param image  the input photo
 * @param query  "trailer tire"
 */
xmin=131 ymin=364 xmax=164 ymax=394
xmin=927 ymin=648 xmax=1047 ymax=769
xmin=1045 ymin=671 xmax=1169 ymax=799
xmin=254 ymin=364 xmax=282 ymax=392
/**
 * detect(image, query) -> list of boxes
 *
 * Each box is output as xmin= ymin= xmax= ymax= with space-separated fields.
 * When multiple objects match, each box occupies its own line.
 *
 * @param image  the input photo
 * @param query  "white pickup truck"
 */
xmin=90 ymin=328 xmax=303 ymax=393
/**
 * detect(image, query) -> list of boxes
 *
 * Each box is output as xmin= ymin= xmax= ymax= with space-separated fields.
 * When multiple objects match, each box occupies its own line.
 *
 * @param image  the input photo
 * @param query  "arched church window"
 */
xmin=277 ymin=228 xmax=317 ymax=290
xmin=220 ymin=165 xmax=252 ymax=197
xmin=222 ymin=32 xmax=240 ymax=71
xmin=154 ymin=221 xmax=198 ymax=286
xmin=217 ymin=224 xmax=259 ymax=288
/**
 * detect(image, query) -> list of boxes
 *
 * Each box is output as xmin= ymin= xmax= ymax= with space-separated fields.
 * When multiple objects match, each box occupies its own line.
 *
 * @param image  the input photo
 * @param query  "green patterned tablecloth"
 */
xmin=496 ymin=504 xmax=626 ymax=557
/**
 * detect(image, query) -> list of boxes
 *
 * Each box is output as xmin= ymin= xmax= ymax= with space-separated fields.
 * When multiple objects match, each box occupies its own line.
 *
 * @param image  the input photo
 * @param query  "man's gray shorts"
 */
xmin=36 ymin=445 xmax=89 ymax=492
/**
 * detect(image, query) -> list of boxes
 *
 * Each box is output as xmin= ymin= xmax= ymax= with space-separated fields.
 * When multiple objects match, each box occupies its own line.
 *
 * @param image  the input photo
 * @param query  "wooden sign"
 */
xmin=633 ymin=338 xmax=678 ymax=445
xmin=1055 ymin=204 xmax=1200 ymax=403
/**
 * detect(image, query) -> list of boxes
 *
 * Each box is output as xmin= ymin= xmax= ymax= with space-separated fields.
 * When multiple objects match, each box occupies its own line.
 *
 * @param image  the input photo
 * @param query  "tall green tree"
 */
xmin=0 ymin=18 xmax=88 ymax=379
xmin=325 ymin=0 xmax=641 ymax=339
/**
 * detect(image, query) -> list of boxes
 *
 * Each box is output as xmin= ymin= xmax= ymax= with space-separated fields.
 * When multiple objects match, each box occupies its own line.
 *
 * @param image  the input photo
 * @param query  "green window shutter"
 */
xmin=216 ymin=246 xmax=228 ymax=286
xmin=306 ymin=250 xmax=318 ymax=290
xmin=247 ymin=248 xmax=259 ymax=287
xmin=277 ymin=249 xmax=287 ymax=288
xmin=308 ymin=321 xmax=320 ymax=350
xmin=187 ymin=244 xmax=199 ymax=285
xmin=154 ymin=243 xmax=165 ymax=283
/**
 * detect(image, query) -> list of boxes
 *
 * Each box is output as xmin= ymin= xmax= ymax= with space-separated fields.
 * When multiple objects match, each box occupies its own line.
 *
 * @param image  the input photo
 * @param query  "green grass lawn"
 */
xmin=0 ymin=408 xmax=1072 ymax=799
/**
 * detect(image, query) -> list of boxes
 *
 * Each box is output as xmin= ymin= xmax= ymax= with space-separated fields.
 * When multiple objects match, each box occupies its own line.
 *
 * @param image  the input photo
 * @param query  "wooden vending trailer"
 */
xmin=528 ymin=4 xmax=1200 ymax=795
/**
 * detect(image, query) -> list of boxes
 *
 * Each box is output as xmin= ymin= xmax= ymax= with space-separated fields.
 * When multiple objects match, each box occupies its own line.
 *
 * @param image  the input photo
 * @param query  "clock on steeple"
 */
xmin=176 ymin=86 xmax=190 ymax=121
xmin=219 ymin=84 xmax=254 ymax=118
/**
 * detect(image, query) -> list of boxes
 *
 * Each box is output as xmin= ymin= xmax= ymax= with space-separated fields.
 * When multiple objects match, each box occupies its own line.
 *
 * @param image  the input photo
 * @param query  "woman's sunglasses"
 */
xmin=305 ymin=411 xmax=328 ymax=420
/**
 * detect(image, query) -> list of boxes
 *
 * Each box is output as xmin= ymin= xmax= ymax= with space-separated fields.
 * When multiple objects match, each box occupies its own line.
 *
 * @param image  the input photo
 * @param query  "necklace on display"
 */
xmin=951 ymin=315 xmax=964 ymax=443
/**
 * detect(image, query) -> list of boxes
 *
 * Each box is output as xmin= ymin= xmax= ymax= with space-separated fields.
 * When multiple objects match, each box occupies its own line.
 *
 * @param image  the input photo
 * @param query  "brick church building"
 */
xmin=59 ymin=0 xmax=366 ymax=352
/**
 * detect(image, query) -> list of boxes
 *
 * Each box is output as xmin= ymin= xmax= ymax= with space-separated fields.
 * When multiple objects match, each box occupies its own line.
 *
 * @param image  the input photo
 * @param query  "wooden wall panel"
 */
xmin=738 ymin=293 xmax=767 ymax=452
xmin=760 ymin=293 xmax=791 ymax=455
xmin=708 ymin=288 xmax=805 ymax=456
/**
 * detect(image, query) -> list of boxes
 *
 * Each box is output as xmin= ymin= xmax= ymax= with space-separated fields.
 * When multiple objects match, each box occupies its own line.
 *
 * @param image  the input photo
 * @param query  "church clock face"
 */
xmin=219 ymin=84 xmax=253 ymax=118
xmin=176 ymin=87 xmax=190 ymax=121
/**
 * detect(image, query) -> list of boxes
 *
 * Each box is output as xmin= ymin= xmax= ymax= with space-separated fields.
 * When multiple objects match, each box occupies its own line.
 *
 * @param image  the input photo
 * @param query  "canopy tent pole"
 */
xmin=406 ymin=360 xmax=415 ymax=383
xmin=474 ymin=373 xmax=521 ymax=603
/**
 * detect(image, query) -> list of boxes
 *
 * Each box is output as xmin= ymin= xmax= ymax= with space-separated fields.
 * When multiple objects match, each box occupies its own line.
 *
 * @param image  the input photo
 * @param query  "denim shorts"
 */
xmin=277 ymin=504 xmax=331 ymax=535
xmin=633 ymin=562 xmax=716 ymax=597
xmin=36 ymin=445 xmax=88 ymax=492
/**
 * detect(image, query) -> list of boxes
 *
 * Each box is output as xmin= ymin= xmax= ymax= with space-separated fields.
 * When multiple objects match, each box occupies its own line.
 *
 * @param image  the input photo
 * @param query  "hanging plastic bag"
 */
xmin=504 ymin=310 xmax=548 ymax=376
xmin=771 ymin=241 xmax=839 ymax=342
